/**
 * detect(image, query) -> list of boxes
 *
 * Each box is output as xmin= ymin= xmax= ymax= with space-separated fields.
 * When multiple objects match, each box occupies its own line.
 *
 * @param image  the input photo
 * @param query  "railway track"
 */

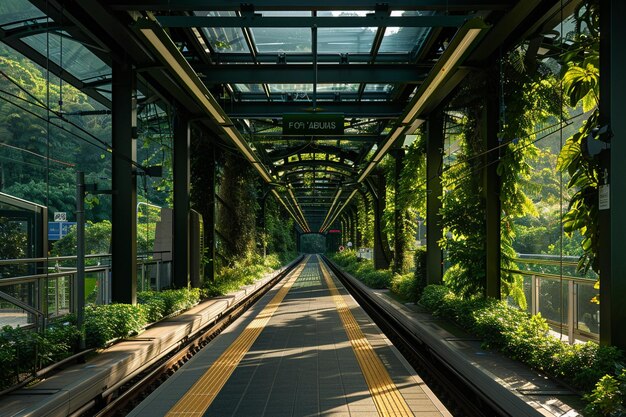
xmin=321 ymin=255 xmax=515 ymax=417
xmin=75 ymin=254 xmax=528 ymax=417
xmin=76 ymin=256 xmax=304 ymax=417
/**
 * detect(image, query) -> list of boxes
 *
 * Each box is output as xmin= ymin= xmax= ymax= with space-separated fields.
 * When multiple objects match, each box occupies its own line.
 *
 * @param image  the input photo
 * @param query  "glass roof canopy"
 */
xmin=2 ymin=0 xmax=535 ymax=233
xmin=180 ymin=7 xmax=455 ymax=231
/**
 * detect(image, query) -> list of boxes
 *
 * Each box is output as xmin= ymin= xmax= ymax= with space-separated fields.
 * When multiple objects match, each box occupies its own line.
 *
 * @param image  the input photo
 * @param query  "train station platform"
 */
xmin=128 ymin=255 xmax=449 ymax=417
xmin=0 ymin=254 xmax=586 ymax=417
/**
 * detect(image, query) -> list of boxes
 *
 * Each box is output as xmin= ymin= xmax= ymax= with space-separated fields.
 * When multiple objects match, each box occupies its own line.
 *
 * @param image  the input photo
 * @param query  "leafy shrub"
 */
xmin=584 ymin=368 xmax=626 ymax=417
xmin=413 ymin=247 xmax=427 ymax=298
xmin=418 ymin=284 xmax=625 ymax=409
xmin=84 ymin=304 xmax=148 ymax=348
xmin=0 ymin=320 xmax=80 ymax=390
xmin=330 ymin=250 xmax=393 ymax=289
xmin=137 ymin=292 xmax=167 ymax=322
xmin=205 ymin=253 xmax=288 ymax=297
xmin=391 ymin=273 xmax=419 ymax=302
xmin=419 ymin=285 xmax=453 ymax=312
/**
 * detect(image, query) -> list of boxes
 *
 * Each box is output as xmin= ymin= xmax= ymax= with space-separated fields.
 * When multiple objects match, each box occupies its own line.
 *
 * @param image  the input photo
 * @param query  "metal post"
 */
xmin=76 ymin=171 xmax=86 ymax=349
xmin=483 ymin=79 xmax=501 ymax=299
xmin=393 ymin=149 xmax=406 ymax=273
xmin=111 ymin=60 xmax=137 ymax=304
xmin=426 ymin=112 xmax=444 ymax=284
xmin=531 ymin=275 xmax=539 ymax=316
xmin=173 ymin=110 xmax=191 ymax=288
xmin=568 ymin=280 xmax=575 ymax=344
xmin=599 ymin=0 xmax=626 ymax=350
xmin=156 ymin=260 xmax=161 ymax=290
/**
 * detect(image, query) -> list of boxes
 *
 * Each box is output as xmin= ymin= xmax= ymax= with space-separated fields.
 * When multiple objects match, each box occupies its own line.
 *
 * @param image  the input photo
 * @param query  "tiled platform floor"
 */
xmin=128 ymin=256 xmax=449 ymax=417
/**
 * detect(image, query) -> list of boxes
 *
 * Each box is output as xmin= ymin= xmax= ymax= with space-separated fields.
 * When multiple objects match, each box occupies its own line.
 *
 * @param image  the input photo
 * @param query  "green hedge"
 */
xmin=419 ymin=285 xmax=625 ymax=415
xmin=204 ymin=253 xmax=287 ymax=296
xmin=0 ymin=320 xmax=80 ymax=389
xmin=330 ymin=250 xmax=393 ymax=289
xmin=0 ymin=287 xmax=204 ymax=390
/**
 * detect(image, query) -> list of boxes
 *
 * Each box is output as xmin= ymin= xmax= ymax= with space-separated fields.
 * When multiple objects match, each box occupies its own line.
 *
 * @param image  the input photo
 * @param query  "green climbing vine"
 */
xmin=556 ymin=1 xmax=601 ymax=275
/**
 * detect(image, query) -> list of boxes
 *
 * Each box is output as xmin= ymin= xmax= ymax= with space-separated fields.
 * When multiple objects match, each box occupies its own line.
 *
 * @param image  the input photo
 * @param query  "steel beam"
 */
xmin=225 ymin=101 xmax=403 ymax=119
xmin=196 ymin=64 xmax=427 ymax=84
xmin=255 ymin=135 xmax=380 ymax=142
xmin=158 ymin=15 xmax=470 ymax=28
xmin=109 ymin=0 xmax=512 ymax=11
xmin=275 ymin=160 xmax=356 ymax=173
xmin=111 ymin=60 xmax=137 ymax=304
xmin=210 ymin=53 xmax=411 ymax=64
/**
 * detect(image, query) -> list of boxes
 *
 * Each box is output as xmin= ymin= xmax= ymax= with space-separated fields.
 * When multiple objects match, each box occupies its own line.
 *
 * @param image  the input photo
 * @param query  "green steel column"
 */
xmin=173 ymin=111 xmax=190 ymax=288
xmin=599 ymin=0 xmax=626 ymax=349
xmin=426 ymin=112 xmax=443 ymax=285
xmin=354 ymin=206 xmax=361 ymax=248
xmin=483 ymin=86 xmax=501 ymax=299
xmin=111 ymin=60 xmax=137 ymax=304
xmin=393 ymin=149 xmax=407 ymax=273
xmin=351 ymin=207 xmax=358 ymax=248
xmin=206 ymin=145 xmax=217 ymax=282
xmin=371 ymin=173 xmax=391 ymax=270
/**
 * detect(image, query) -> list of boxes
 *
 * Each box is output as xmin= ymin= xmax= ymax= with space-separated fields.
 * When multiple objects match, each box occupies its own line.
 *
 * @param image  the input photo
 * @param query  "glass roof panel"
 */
xmin=317 ymin=83 xmax=359 ymax=93
xmin=316 ymin=10 xmax=376 ymax=54
xmin=0 ymin=0 xmax=45 ymax=26
xmin=234 ymin=84 xmax=265 ymax=93
xmin=252 ymin=11 xmax=311 ymax=53
xmin=268 ymin=84 xmax=313 ymax=93
xmin=197 ymin=11 xmax=250 ymax=53
xmin=379 ymin=11 xmax=432 ymax=53
xmin=364 ymin=84 xmax=393 ymax=93
xmin=317 ymin=27 xmax=377 ymax=54
xmin=21 ymin=32 xmax=110 ymax=79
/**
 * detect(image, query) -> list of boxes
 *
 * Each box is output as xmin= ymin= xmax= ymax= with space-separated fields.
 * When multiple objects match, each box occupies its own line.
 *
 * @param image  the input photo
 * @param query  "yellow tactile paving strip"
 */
xmin=319 ymin=259 xmax=415 ymax=417
xmin=165 ymin=256 xmax=309 ymax=417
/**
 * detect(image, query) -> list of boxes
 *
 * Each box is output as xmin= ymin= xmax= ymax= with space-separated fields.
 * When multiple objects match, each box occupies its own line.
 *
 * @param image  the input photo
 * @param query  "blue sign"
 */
xmin=48 ymin=222 xmax=76 ymax=241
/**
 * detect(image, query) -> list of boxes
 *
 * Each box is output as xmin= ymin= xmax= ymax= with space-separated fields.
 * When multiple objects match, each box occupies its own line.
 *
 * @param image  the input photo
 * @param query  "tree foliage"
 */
xmin=556 ymin=1 xmax=601 ymax=274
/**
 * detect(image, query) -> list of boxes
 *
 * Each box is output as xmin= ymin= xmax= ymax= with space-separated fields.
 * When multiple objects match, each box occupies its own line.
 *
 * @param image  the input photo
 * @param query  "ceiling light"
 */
xmin=402 ymin=25 xmax=484 ymax=125
xmin=137 ymin=23 xmax=226 ymax=125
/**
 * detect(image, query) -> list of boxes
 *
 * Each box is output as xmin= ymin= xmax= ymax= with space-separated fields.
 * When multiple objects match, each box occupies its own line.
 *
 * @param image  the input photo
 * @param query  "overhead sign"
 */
xmin=283 ymin=113 xmax=344 ymax=135
xmin=54 ymin=212 xmax=67 ymax=222
xmin=48 ymin=221 xmax=76 ymax=241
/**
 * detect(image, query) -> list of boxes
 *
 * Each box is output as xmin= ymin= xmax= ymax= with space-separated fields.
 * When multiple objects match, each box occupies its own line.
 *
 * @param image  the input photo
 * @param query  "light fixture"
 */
xmin=288 ymin=187 xmax=310 ymax=232
xmin=136 ymin=20 xmax=226 ymax=125
xmin=356 ymin=126 xmax=404 ymax=183
xmin=137 ymin=18 xmax=279 ymax=188
xmin=323 ymin=189 xmax=357 ymax=233
xmin=320 ymin=189 xmax=342 ymax=232
xmin=405 ymin=118 xmax=425 ymax=135
xmin=374 ymin=126 xmax=405 ymax=162
xmin=224 ymin=128 xmax=273 ymax=183
xmin=272 ymin=189 xmax=307 ymax=231
xmin=357 ymin=162 xmax=376 ymax=183
xmin=223 ymin=127 xmax=254 ymax=160
xmin=402 ymin=23 xmax=485 ymax=125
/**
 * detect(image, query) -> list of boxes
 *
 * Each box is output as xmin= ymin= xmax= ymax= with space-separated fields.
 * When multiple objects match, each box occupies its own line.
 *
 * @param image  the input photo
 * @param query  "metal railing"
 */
xmin=0 ymin=254 xmax=172 ymax=329
xmin=504 ymin=255 xmax=599 ymax=344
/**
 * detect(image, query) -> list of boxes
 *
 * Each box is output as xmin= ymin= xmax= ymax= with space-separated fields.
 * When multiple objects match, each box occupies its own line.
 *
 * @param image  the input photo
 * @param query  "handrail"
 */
xmin=503 ymin=268 xmax=595 ymax=284
xmin=513 ymin=258 xmax=579 ymax=268
xmin=0 ymin=254 xmax=111 ymax=266
xmin=0 ymin=252 xmax=171 ymax=266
